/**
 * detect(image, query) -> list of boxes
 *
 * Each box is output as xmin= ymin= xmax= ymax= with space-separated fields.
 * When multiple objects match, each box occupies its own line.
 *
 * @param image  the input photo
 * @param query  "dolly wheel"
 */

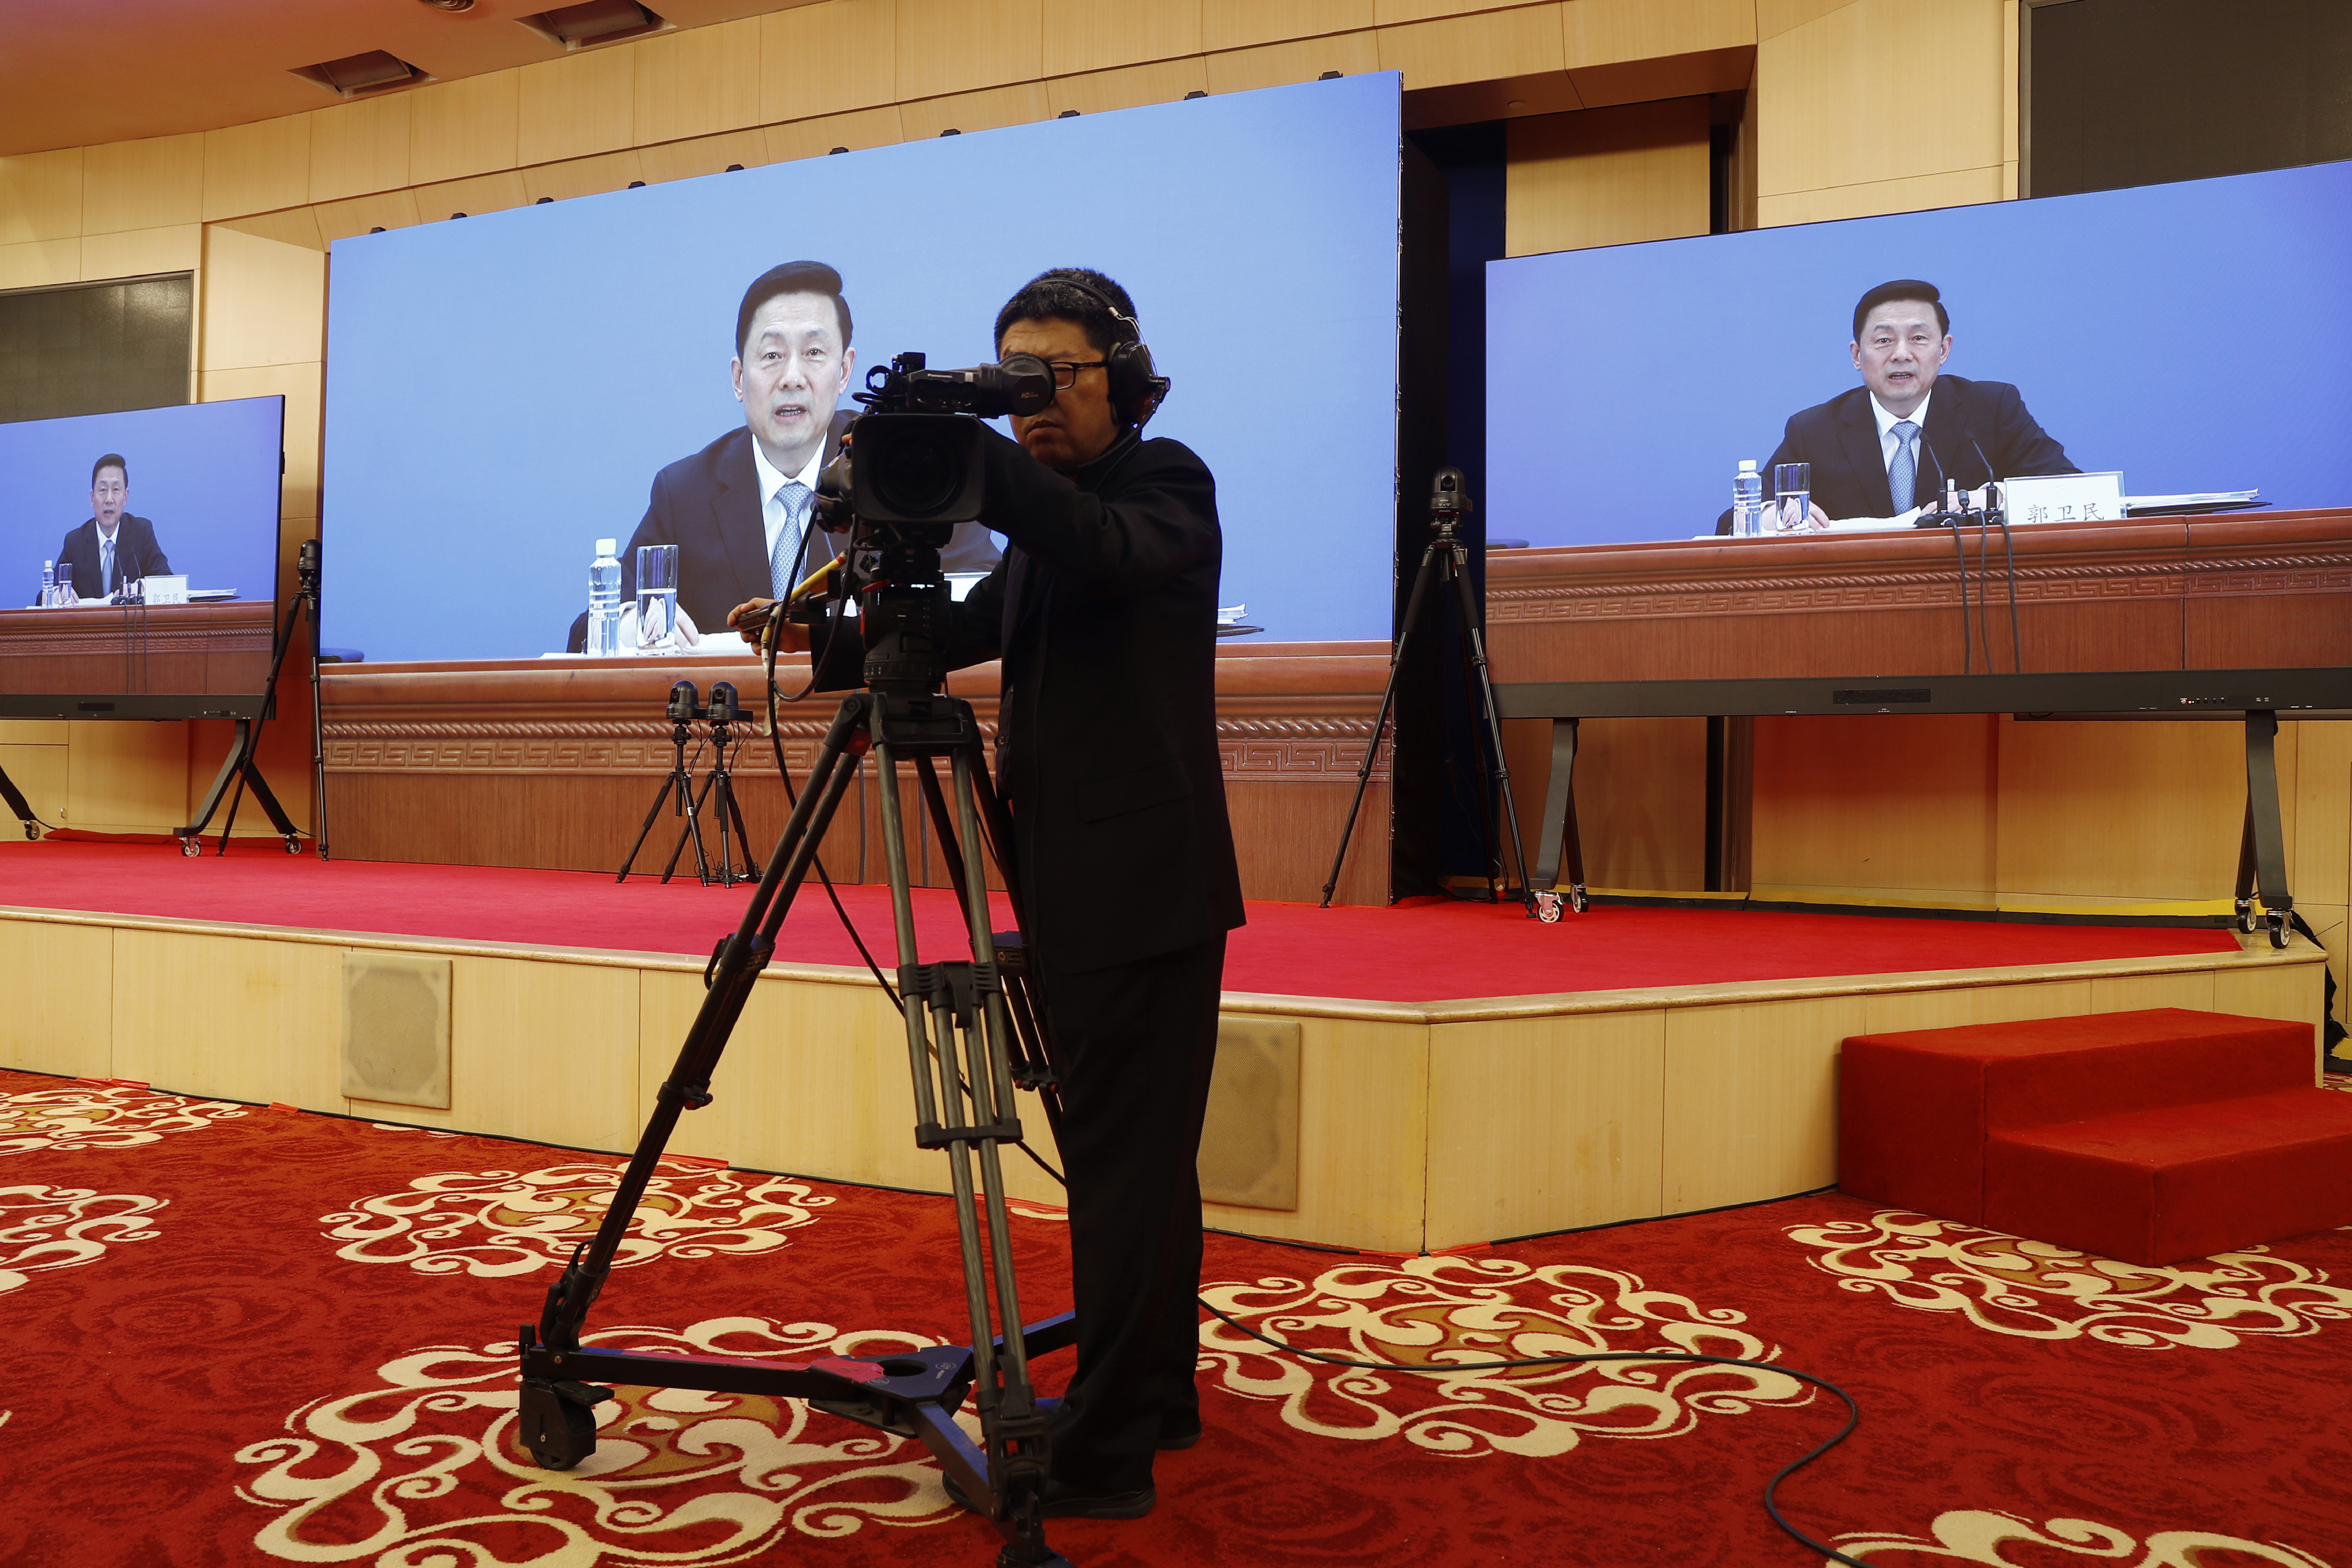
xmin=284 ymin=836 xmax=302 ymax=855
xmin=180 ymin=836 xmax=200 ymax=858
xmin=2269 ymin=912 xmax=2290 ymax=950
xmin=519 ymin=1378 xmax=609 ymax=1471
xmin=20 ymin=823 xmax=37 ymax=841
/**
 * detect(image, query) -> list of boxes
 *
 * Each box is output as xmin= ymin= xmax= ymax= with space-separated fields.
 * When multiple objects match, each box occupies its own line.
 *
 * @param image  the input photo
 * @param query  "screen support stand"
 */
xmin=0 ymin=762 xmax=40 ymax=840
xmin=180 ymin=543 xmax=320 ymax=859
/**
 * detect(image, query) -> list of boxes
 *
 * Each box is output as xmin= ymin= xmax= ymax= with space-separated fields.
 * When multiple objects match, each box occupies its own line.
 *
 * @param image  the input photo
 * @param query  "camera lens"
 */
xmin=873 ymin=426 xmax=961 ymax=518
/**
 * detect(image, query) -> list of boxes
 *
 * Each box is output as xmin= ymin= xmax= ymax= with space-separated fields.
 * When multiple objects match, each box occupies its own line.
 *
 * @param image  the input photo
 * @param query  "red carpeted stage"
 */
xmin=0 ymin=839 xmax=2255 ymax=1000
xmin=0 ymin=838 xmax=2329 ymax=1257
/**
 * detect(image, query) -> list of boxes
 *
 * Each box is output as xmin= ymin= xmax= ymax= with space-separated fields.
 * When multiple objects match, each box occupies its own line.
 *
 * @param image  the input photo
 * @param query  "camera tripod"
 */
xmin=1322 ymin=468 xmax=1542 ymax=916
xmin=524 ymin=571 xmax=1081 ymax=1568
xmin=182 ymin=537 xmax=325 ymax=859
xmin=617 ymin=682 xmax=756 ymax=886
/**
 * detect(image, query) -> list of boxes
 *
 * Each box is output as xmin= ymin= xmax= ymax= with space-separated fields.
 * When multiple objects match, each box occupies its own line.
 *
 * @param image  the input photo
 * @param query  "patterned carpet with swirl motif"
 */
xmin=3 ymin=1067 xmax=2349 ymax=1568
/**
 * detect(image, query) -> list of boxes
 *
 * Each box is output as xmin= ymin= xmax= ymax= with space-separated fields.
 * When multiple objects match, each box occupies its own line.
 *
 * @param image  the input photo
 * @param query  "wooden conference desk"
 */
xmin=319 ymin=642 xmax=1398 ymax=904
xmin=1485 ymin=508 xmax=2352 ymax=934
xmin=0 ymin=600 xmax=274 ymax=715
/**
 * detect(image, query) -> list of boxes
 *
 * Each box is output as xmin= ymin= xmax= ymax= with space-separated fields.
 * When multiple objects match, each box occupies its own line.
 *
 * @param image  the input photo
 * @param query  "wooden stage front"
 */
xmin=0 ymin=852 xmax=2328 ymax=1255
xmin=318 ymin=642 xmax=1396 ymax=907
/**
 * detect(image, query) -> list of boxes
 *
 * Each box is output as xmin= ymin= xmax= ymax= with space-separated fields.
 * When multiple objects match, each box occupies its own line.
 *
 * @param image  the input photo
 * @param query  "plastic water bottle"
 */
xmin=1732 ymin=460 xmax=1765 ymax=537
xmin=585 ymin=539 xmax=623 ymax=657
xmin=39 ymin=559 xmax=55 ymax=608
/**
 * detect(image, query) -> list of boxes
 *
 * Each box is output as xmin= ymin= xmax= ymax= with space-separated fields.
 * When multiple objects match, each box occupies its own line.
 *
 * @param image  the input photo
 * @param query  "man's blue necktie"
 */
xmin=1889 ymin=420 xmax=1920 ymax=514
xmin=770 ymin=481 xmax=812 ymax=597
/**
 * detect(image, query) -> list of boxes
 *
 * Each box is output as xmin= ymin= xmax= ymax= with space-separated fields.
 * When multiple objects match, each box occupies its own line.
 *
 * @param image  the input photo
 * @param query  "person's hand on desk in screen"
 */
xmin=728 ymin=598 xmax=811 ymax=653
xmin=1778 ymin=501 xmax=1833 ymax=533
xmin=614 ymin=602 xmax=702 ymax=648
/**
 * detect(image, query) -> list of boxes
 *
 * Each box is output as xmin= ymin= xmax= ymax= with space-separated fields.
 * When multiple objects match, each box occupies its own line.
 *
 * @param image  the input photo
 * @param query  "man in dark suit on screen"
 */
xmin=52 ymin=454 xmax=171 ymax=603
xmin=729 ymin=268 xmax=1244 ymax=1522
xmin=568 ymin=261 xmax=997 ymax=650
xmin=1730 ymin=279 xmax=2080 ymax=532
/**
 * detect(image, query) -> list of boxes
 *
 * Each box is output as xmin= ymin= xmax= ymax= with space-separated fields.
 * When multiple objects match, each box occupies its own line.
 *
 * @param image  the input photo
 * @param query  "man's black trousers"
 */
xmin=1035 ymin=931 xmax=1227 ymax=1493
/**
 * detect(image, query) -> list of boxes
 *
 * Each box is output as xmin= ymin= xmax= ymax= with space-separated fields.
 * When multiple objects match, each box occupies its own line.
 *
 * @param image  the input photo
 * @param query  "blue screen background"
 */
xmin=0 ymin=396 xmax=284 ymax=609
xmin=1486 ymin=159 xmax=2352 ymax=545
xmin=323 ymin=73 xmax=1402 ymax=661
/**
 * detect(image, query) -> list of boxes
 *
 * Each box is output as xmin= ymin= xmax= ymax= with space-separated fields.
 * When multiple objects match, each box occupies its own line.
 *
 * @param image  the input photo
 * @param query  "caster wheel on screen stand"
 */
xmin=1533 ymin=891 xmax=1564 ymax=923
xmin=2268 ymin=913 xmax=2290 ymax=950
xmin=284 ymin=836 xmax=302 ymax=855
xmin=21 ymin=823 xmax=38 ymax=841
xmin=179 ymin=837 xmax=200 ymax=858
xmin=1568 ymin=885 xmax=1589 ymax=914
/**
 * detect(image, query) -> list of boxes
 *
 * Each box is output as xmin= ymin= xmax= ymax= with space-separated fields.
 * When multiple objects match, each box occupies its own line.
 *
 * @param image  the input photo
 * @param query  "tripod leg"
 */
xmin=1449 ymin=548 xmax=1537 ymax=915
xmin=1322 ymin=538 xmax=1445 ymax=907
xmin=662 ymin=770 xmax=716 ymax=885
xmin=719 ymin=770 xmax=755 ymax=881
xmin=617 ymin=774 xmax=680 ymax=882
xmin=540 ymin=702 xmax=870 ymax=1364
xmin=308 ymin=591 xmax=330 ymax=860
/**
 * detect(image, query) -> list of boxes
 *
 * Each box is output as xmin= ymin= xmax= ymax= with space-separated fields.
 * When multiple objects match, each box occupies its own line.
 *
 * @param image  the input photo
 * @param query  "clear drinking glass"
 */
xmin=635 ymin=544 xmax=679 ymax=653
xmin=1773 ymin=462 xmax=1813 ymax=532
xmin=54 ymin=563 xmax=76 ymax=606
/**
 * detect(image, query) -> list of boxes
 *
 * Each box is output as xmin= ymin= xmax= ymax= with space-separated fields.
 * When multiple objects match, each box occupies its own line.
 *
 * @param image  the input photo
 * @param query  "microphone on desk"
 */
xmin=1915 ymin=442 xmax=1958 ymax=527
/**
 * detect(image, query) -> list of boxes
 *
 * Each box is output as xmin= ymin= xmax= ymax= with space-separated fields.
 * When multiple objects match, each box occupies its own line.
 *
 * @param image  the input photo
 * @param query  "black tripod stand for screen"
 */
xmin=1321 ymin=468 xmax=1540 ymax=916
xmin=521 ymin=542 xmax=1081 ymax=1568
xmin=181 ymin=537 xmax=325 ymax=858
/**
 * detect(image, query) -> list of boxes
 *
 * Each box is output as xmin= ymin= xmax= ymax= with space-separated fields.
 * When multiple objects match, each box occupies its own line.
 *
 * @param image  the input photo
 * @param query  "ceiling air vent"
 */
xmin=289 ymin=50 xmax=433 ymax=99
xmin=516 ymin=0 xmax=671 ymax=50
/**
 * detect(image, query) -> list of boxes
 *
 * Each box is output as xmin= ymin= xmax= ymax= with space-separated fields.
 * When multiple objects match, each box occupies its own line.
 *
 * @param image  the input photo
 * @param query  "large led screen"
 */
xmin=324 ymin=73 xmax=1403 ymax=661
xmin=1486 ymin=159 xmax=2352 ymax=546
xmin=0 ymin=395 xmax=284 ymax=702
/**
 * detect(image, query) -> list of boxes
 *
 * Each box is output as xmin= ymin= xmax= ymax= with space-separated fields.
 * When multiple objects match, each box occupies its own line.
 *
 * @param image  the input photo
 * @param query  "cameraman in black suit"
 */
xmin=1723 ymin=279 xmax=2079 ymax=532
xmin=52 ymin=454 xmax=171 ymax=603
xmin=730 ymin=268 xmax=1244 ymax=1521
xmin=566 ymin=261 xmax=997 ymax=650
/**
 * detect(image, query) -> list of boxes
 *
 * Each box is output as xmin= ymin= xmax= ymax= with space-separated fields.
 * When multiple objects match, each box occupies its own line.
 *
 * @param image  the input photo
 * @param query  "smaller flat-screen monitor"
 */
xmin=0 ymin=396 xmax=285 ymax=718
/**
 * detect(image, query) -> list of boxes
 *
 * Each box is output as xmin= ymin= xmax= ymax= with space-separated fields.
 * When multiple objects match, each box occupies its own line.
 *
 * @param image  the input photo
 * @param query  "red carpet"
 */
xmin=0 ymin=840 xmax=2239 ymax=1002
xmin=3 ymin=1067 xmax=2348 ymax=1566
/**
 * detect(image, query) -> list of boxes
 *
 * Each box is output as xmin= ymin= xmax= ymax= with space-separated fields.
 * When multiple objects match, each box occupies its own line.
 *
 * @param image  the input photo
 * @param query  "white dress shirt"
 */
xmin=1870 ymin=387 xmax=1934 ymax=475
xmin=750 ymin=438 xmax=827 ymax=578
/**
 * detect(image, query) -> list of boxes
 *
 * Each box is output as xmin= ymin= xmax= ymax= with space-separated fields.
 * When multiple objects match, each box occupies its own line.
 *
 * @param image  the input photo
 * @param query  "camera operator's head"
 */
xmin=993 ymin=267 xmax=1138 ymax=471
xmin=732 ymin=260 xmax=856 ymax=474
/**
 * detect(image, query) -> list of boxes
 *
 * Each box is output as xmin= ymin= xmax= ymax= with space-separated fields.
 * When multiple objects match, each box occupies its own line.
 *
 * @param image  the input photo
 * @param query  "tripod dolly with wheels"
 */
xmin=521 ymin=479 xmax=1082 ymax=1563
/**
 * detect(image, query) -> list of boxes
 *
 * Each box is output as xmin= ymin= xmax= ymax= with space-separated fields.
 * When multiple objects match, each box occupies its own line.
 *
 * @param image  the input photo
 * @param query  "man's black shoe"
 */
xmin=940 ymin=1470 xmax=1156 ymax=1520
xmin=1156 ymin=1424 xmax=1201 ymax=1451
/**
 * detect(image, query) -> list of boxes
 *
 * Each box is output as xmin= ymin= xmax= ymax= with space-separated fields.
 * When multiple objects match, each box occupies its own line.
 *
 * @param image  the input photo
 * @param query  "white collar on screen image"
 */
xmin=750 ymin=436 xmax=828 ymax=557
xmin=1869 ymin=386 xmax=1934 ymax=466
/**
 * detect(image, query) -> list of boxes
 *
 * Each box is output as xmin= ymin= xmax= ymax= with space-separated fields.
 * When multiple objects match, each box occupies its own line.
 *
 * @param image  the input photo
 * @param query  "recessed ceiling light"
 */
xmin=289 ymin=50 xmax=434 ymax=99
xmin=516 ymin=0 xmax=670 ymax=50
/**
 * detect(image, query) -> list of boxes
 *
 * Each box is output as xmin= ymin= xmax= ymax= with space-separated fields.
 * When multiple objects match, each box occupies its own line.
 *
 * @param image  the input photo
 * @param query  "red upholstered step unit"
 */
xmin=1985 ymin=1088 xmax=2352 ymax=1265
xmin=1839 ymin=1009 xmax=2316 ymax=1225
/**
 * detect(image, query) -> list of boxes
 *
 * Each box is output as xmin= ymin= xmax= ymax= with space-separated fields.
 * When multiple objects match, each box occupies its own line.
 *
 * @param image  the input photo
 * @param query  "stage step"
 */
xmin=1840 ymin=1008 xmax=2349 ymax=1265
xmin=1986 ymin=1088 xmax=2352 ymax=1265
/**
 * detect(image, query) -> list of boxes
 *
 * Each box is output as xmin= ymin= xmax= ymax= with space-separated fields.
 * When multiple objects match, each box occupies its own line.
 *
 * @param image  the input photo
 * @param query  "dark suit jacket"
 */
xmin=567 ymin=414 xmax=999 ymax=650
xmin=52 ymin=514 xmax=170 ymax=602
xmin=816 ymin=427 xmax=1245 ymax=974
xmin=1719 ymin=374 xmax=2079 ymax=531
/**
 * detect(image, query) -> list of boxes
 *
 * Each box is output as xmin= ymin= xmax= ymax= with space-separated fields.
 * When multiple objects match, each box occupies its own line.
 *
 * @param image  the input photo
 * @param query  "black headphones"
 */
xmin=1044 ymin=273 xmax=1171 ymax=428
